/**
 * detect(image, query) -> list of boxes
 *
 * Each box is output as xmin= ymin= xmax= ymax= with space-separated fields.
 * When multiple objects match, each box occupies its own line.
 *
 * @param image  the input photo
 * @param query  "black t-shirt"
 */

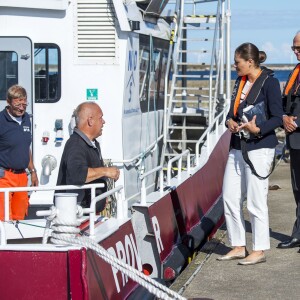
xmin=57 ymin=128 xmax=107 ymax=211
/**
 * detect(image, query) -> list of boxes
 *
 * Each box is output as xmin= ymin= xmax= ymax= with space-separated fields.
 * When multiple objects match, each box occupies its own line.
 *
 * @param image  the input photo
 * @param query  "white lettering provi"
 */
xmin=107 ymin=247 xmax=120 ymax=293
xmin=116 ymin=241 xmax=127 ymax=287
xmin=151 ymin=216 xmax=164 ymax=254
xmin=108 ymin=234 xmax=142 ymax=294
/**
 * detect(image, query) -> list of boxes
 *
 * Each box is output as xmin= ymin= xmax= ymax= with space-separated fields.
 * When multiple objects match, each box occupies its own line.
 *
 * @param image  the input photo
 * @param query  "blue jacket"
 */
xmin=226 ymin=68 xmax=283 ymax=151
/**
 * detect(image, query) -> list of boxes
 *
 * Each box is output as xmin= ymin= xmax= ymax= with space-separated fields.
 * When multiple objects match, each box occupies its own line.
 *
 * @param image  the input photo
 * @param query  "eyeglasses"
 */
xmin=11 ymin=103 xmax=28 ymax=109
xmin=291 ymin=46 xmax=300 ymax=52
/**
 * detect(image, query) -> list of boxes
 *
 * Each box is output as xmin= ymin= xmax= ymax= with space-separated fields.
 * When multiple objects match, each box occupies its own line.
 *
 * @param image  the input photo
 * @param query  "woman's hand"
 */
xmin=227 ymin=118 xmax=239 ymax=134
xmin=238 ymin=115 xmax=260 ymax=135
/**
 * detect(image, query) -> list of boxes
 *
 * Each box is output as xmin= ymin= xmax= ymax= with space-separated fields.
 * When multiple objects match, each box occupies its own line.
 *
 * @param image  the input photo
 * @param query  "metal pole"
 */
xmin=225 ymin=0 xmax=231 ymax=106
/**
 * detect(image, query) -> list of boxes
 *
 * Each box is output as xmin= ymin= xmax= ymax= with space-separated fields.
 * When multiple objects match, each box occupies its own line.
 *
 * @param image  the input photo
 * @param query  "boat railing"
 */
xmin=1 ymin=183 xmax=125 ymax=239
xmin=111 ymin=134 xmax=163 ymax=166
xmin=195 ymin=107 xmax=227 ymax=166
xmin=140 ymin=166 xmax=164 ymax=205
xmin=167 ymin=149 xmax=191 ymax=186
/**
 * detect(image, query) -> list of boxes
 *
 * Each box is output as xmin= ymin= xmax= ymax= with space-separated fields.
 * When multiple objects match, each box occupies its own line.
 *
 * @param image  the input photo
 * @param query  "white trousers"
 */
xmin=222 ymin=148 xmax=275 ymax=251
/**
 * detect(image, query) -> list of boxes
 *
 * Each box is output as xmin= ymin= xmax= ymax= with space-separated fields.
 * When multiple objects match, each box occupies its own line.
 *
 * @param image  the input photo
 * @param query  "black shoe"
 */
xmin=277 ymin=238 xmax=300 ymax=249
xmin=298 ymin=248 xmax=300 ymax=253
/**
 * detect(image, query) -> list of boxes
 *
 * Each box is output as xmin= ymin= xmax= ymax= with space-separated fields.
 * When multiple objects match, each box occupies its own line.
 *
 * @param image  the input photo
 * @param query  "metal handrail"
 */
xmin=112 ymin=134 xmax=163 ymax=165
xmin=1 ymin=183 xmax=126 ymax=239
xmin=0 ymin=183 xmax=105 ymax=221
xmin=140 ymin=166 xmax=164 ymax=205
xmin=83 ymin=185 xmax=124 ymax=237
xmin=195 ymin=108 xmax=227 ymax=166
xmin=167 ymin=149 xmax=190 ymax=186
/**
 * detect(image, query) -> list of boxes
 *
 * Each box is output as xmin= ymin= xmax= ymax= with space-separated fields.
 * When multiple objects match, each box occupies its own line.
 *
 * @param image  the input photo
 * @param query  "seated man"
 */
xmin=57 ymin=102 xmax=120 ymax=212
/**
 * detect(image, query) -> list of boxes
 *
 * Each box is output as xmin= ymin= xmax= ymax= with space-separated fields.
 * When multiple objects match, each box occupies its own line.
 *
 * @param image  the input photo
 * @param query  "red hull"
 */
xmin=0 ymin=131 xmax=230 ymax=299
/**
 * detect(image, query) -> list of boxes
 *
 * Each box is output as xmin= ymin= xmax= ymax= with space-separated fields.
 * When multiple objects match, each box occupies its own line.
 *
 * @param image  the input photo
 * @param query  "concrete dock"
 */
xmin=171 ymin=160 xmax=300 ymax=300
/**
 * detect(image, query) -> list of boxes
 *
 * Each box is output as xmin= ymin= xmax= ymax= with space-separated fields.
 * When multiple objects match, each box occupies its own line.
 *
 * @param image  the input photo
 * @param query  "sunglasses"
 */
xmin=291 ymin=46 xmax=300 ymax=52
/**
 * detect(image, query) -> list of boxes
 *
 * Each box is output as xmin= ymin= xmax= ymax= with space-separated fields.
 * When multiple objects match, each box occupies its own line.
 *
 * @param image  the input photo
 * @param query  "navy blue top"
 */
xmin=226 ymin=75 xmax=283 ymax=151
xmin=57 ymin=128 xmax=107 ymax=209
xmin=0 ymin=108 xmax=31 ymax=169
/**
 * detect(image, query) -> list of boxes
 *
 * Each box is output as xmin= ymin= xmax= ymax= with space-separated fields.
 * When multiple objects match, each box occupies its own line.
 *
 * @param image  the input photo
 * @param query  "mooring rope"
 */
xmin=44 ymin=210 xmax=186 ymax=300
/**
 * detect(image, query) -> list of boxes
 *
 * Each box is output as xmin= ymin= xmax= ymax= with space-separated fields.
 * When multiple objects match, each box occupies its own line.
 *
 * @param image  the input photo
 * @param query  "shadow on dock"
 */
xmin=171 ymin=160 xmax=300 ymax=300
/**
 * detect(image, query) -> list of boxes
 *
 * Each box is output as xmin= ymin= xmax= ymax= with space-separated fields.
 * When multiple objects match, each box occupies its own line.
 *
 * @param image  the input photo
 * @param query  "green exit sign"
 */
xmin=86 ymin=89 xmax=98 ymax=100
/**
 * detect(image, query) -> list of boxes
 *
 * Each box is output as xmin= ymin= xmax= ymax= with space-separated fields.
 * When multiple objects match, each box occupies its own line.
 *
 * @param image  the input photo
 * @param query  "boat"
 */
xmin=0 ymin=0 xmax=231 ymax=299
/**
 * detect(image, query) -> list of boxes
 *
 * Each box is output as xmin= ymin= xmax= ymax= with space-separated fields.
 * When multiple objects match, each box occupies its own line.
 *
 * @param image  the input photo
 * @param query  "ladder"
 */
xmin=163 ymin=0 xmax=231 ymax=163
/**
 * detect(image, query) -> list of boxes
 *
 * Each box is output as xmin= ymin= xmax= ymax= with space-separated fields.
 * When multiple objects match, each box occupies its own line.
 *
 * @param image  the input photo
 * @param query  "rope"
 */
xmin=43 ymin=207 xmax=186 ymax=300
xmin=51 ymin=233 xmax=186 ymax=300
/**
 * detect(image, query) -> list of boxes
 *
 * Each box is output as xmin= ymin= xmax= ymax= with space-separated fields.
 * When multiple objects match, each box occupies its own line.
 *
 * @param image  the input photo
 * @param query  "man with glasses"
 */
xmin=0 ymin=84 xmax=38 ymax=221
xmin=277 ymin=31 xmax=300 ymax=251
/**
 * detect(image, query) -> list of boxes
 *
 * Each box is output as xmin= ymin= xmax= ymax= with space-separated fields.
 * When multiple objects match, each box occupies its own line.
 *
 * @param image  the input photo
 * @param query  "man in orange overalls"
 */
xmin=0 ymin=85 xmax=38 ymax=220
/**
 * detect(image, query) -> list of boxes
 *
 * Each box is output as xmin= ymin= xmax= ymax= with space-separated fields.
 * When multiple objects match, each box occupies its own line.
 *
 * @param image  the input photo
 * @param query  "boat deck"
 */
xmin=171 ymin=160 xmax=300 ymax=300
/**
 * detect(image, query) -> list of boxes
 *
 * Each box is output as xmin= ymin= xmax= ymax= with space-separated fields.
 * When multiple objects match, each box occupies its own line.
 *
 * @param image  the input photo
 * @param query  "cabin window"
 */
xmin=139 ymin=35 xmax=169 ymax=112
xmin=139 ymin=49 xmax=150 ymax=103
xmin=159 ymin=51 xmax=168 ymax=103
xmin=34 ymin=44 xmax=61 ymax=103
xmin=0 ymin=52 xmax=18 ymax=100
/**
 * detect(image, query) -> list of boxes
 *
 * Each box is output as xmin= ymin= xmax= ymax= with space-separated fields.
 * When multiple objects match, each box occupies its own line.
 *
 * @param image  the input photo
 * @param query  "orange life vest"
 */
xmin=233 ymin=70 xmax=263 ymax=116
xmin=283 ymin=64 xmax=300 ymax=96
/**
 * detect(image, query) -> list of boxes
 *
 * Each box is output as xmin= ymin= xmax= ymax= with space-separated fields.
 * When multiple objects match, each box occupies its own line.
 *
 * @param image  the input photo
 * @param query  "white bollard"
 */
xmin=54 ymin=193 xmax=78 ymax=223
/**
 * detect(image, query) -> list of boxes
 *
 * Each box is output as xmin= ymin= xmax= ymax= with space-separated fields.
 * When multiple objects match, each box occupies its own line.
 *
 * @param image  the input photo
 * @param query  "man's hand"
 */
xmin=105 ymin=167 xmax=120 ymax=181
xmin=283 ymin=115 xmax=297 ymax=133
xmin=86 ymin=166 xmax=120 ymax=183
xmin=30 ymin=172 xmax=39 ymax=186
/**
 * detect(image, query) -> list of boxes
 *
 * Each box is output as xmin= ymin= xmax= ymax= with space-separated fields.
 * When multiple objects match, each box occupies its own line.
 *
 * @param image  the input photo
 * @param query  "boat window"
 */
xmin=149 ymin=50 xmax=161 ymax=103
xmin=139 ymin=48 xmax=161 ymax=111
xmin=139 ymin=35 xmax=169 ymax=112
xmin=159 ymin=51 xmax=168 ymax=103
xmin=34 ymin=44 xmax=61 ymax=103
xmin=0 ymin=52 xmax=18 ymax=100
xmin=139 ymin=49 xmax=150 ymax=102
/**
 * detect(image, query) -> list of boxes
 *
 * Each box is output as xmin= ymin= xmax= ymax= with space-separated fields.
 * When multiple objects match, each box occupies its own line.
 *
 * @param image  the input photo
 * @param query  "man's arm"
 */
xmin=28 ymin=150 xmax=39 ymax=186
xmin=86 ymin=166 xmax=120 ymax=183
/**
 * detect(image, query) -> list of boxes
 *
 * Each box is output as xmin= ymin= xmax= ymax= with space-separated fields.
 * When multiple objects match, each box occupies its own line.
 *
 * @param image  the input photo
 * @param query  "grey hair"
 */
xmin=73 ymin=101 xmax=97 ymax=126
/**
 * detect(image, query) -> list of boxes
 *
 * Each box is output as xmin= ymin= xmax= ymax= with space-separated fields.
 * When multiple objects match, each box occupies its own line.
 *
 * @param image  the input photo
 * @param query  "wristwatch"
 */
xmin=28 ymin=168 xmax=37 ymax=174
xmin=225 ymin=118 xmax=231 ymax=126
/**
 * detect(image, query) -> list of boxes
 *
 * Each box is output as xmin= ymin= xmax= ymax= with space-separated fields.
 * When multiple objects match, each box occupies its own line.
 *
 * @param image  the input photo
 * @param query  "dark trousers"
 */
xmin=290 ymin=149 xmax=300 ymax=239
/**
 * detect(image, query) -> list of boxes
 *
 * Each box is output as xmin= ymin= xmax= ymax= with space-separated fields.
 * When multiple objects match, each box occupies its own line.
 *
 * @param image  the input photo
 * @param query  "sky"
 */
xmin=231 ymin=0 xmax=300 ymax=64
xmin=164 ymin=0 xmax=300 ymax=64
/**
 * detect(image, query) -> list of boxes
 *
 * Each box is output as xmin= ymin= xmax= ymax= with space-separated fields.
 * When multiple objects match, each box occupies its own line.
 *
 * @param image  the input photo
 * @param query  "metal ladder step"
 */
xmin=164 ymin=152 xmax=198 ymax=157
xmin=184 ymin=16 xmax=216 ymax=24
xmin=168 ymin=125 xmax=206 ymax=130
xmin=181 ymin=38 xmax=212 ymax=42
xmin=173 ymin=87 xmax=210 ymax=91
xmin=166 ymin=139 xmax=201 ymax=143
xmin=178 ymin=50 xmax=209 ymax=53
xmin=173 ymin=74 xmax=216 ymax=79
xmin=177 ymin=62 xmax=206 ymax=66
xmin=170 ymin=112 xmax=208 ymax=117
xmin=182 ymin=26 xmax=214 ymax=30
xmin=171 ymin=98 xmax=209 ymax=103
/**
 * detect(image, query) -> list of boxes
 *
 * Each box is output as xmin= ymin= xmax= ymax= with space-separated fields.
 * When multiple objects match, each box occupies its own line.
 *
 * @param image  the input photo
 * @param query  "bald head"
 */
xmin=74 ymin=102 xmax=98 ymax=126
xmin=73 ymin=102 xmax=105 ymax=139
xmin=293 ymin=31 xmax=300 ymax=62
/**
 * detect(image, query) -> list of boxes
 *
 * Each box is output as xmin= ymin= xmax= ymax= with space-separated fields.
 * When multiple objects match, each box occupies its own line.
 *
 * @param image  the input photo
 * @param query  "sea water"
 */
xmin=174 ymin=69 xmax=293 ymax=83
